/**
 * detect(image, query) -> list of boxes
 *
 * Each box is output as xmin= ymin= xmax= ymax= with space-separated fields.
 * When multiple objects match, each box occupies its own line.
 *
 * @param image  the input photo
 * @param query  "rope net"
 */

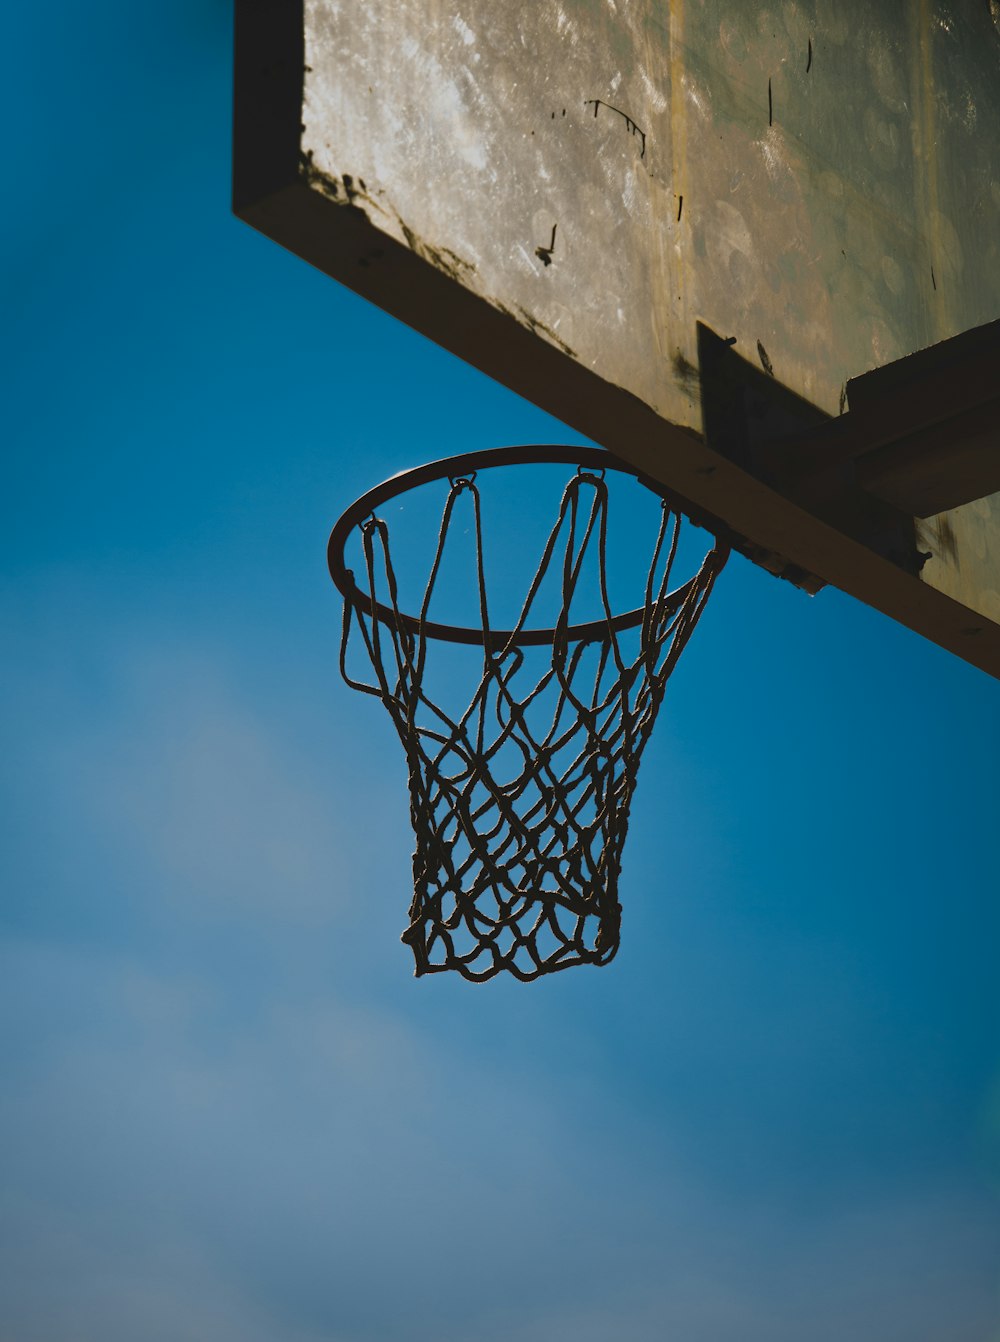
xmin=340 ymin=466 xmax=728 ymax=982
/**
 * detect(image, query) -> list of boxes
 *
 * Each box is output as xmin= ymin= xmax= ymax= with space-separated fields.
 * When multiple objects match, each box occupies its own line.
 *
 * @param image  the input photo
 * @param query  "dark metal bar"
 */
xmin=328 ymin=445 xmax=718 ymax=646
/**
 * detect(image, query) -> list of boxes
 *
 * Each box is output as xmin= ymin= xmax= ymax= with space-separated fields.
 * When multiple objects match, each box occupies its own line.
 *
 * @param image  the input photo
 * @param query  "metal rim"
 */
xmin=327 ymin=444 xmax=708 ymax=647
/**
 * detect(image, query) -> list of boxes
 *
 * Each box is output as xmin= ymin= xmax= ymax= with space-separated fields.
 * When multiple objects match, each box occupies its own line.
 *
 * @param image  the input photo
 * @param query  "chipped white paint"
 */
xmin=553 ymin=6 xmax=577 ymax=40
xmin=303 ymin=0 xmax=665 ymax=406
xmin=683 ymin=73 xmax=710 ymax=120
xmin=452 ymin=15 xmax=475 ymax=46
xmin=708 ymin=201 xmax=757 ymax=272
xmin=639 ymin=69 xmax=669 ymax=114
xmin=758 ymin=132 xmax=791 ymax=184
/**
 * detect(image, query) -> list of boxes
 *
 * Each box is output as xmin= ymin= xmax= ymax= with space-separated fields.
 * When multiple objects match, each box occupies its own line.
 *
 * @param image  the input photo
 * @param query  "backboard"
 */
xmin=234 ymin=0 xmax=1000 ymax=678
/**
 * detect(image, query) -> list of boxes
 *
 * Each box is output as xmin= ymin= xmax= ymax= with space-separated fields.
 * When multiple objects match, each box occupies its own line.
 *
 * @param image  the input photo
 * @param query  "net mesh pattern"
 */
xmin=340 ymin=468 xmax=728 ymax=981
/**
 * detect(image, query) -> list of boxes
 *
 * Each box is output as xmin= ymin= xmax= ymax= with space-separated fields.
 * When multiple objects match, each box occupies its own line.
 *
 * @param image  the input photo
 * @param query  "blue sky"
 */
xmin=3 ymin=2 xmax=999 ymax=1338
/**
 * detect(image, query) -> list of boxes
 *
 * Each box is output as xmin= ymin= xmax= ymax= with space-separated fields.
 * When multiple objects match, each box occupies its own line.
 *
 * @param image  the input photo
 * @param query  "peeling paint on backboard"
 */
xmin=235 ymin=0 xmax=1000 ymax=675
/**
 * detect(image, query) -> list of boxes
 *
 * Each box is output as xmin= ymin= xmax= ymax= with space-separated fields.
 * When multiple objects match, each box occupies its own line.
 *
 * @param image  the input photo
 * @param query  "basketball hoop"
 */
xmin=329 ymin=446 xmax=729 ymax=981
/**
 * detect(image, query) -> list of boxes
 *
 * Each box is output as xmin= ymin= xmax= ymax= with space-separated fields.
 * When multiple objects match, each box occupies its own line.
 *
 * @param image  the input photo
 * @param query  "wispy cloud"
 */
xmin=5 ymin=618 xmax=361 ymax=925
xmin=2 ymin=936 xmax=999 ymax=1341
xmin=2 ymin=599 xmax=998 ymax=1341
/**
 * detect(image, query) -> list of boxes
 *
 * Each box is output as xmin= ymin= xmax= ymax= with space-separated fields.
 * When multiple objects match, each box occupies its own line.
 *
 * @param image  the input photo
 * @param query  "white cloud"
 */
xmin=2 ymin=938 xmax=999 ymax=1341
xmin=17 ymin=630 xmax=360 ymax=924
xmin=3 ymin=599 xmax=998 ymax=1341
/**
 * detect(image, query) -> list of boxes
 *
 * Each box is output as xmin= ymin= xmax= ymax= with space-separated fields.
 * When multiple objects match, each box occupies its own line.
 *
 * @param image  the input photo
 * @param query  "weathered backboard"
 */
xmin=234 ymin=0 xmax=1000 ymax=678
